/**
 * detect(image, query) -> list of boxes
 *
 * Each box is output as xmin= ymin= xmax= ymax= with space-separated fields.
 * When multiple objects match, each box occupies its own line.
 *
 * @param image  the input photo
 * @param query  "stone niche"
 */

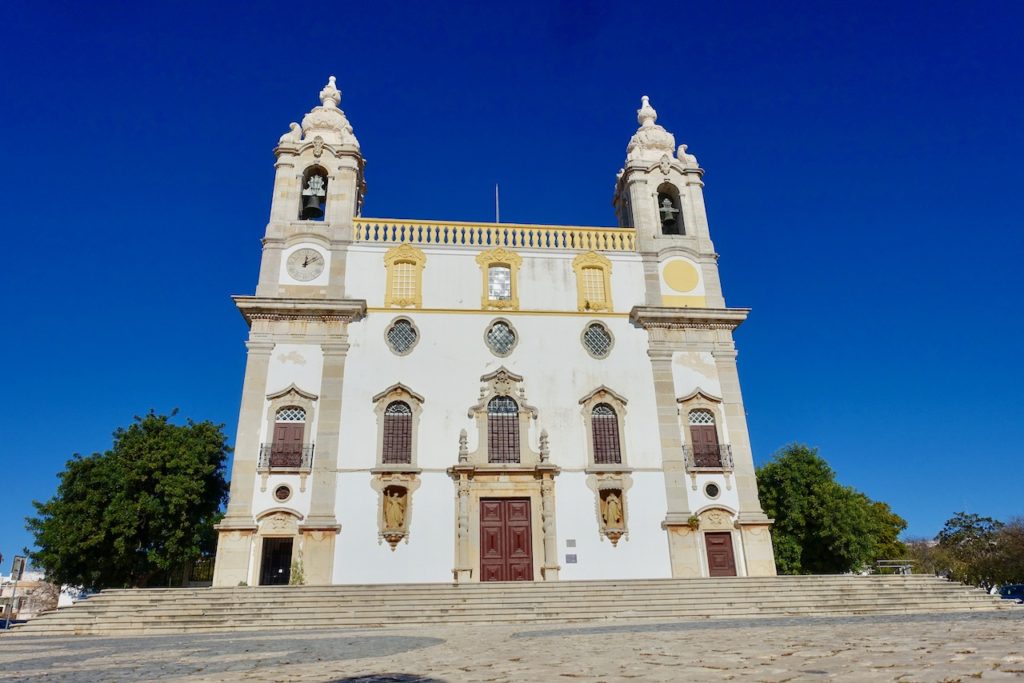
xmin=370 ymin=473 xmax=421 ymax=550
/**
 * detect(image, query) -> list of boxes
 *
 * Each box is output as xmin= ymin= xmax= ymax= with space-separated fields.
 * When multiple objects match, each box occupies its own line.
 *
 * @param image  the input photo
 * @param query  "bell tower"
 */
xmin=613 ymin=96 xmax=724 ymax=308
xmin=255 ymin=76 xmax=366 ymax=299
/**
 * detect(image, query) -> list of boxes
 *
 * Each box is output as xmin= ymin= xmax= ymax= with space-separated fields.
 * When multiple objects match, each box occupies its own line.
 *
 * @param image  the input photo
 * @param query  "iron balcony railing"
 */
xmin=259 ymin=444 xmax=314 ymax=470
xmin=683 ymin=444 xmax=734 ymax=470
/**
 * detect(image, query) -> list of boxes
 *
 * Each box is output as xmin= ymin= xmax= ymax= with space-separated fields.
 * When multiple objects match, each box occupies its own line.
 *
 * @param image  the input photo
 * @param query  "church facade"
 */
xmin=212 ymin=77 xmax=777 ymax=587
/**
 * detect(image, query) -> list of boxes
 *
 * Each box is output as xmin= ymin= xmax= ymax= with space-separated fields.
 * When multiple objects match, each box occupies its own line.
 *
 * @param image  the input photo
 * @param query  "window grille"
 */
xmin=488 ymin=265 xmax=512 ymax=301
xmin=391 ymin=262 xmax=416 ymax=301
xmin=386 ymin=319 xmax=418 ymax=354
xmin=582 ymin=323 xmax=612 ymax=358
xmin=275 ymin=407 xmax=306 ymax=423
xmin=485 ymin=320 xmax=516 ymax=356
xmin=382 ymin=401 xmax=412 ymax=464
xmin=592 ymin=403 xmax=621 ymax=464
xmin=582 ymin=267 xmax=606 ymax=305
xmin=487 ymin=396 xmax=520 ymax=463
xmin=688 ymin=409 xmax=715 ymax=425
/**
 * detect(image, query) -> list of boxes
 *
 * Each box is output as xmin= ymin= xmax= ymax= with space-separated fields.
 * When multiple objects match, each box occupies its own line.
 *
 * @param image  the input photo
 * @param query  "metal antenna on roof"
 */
xmin=495 ymin=183 xmax=500 ymax=223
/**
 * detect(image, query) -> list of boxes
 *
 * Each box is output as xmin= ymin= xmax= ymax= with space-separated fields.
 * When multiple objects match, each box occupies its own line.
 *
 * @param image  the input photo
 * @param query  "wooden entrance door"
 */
xmin=480 ymin=498 xmax=533 ymax=581
xmin=259 ymin=538 xmax=293 ymax=585
xmin=704 ymin=532 xmax=737 ymax=577
xmin=271 ymin=422 xmax=304 ymax=467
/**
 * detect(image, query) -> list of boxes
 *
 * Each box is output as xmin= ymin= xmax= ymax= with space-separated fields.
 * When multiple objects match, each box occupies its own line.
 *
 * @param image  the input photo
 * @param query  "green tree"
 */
xmin=757 ymin=443 xmax=907 ymax=574
xmin=26 ymin=411 xmax=230 ymax=589
xmin=936 ymin=512 xmax=1004 ymax=588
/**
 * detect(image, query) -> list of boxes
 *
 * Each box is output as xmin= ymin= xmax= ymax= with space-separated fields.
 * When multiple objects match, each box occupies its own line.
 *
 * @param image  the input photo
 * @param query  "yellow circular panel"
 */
xmin=663 ymin=260 xmax=700 ymax=293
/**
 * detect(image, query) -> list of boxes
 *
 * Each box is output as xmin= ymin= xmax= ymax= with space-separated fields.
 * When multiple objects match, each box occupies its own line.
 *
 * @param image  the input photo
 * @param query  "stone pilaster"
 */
xmin=453 ymin=474 xmax=473 ymax=582
xmin=298 ymin=340 xmax=349 ymax=582
xmin=255 ymin=237 xmax=284 ymax=298
xmin=214 ymin=338 xmax=273 ymax=587
xmin=648 ymin=351 xmax=692 ymax=522
xmin=710 ymin=343 xmax=769 ymax=523
xmin=540 ymin=476 xmax=560 ymax=581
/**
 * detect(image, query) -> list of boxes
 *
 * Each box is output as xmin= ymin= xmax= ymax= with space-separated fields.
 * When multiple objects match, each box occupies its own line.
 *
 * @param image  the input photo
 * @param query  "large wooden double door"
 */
xmin=480 ymin=498 xmax=533 ymax=581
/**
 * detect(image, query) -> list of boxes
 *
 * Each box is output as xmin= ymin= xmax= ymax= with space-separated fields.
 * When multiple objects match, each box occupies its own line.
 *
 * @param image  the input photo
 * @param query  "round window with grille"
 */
xmin=274 ymin=485 xmax=292 ymax=502
xmin=704 ymin=482 xmax=721 ymax=499
xmin=485 ymin=319 xmax=517 ymax=356
xmin=385 ymin=318 xmax=419 ymax=355
xmin=581 ymin=322 xmax=613 ymax=358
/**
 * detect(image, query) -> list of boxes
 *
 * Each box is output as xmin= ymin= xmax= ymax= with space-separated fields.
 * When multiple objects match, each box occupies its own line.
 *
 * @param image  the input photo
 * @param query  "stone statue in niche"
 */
xmin=602 ymin=492 xmax=623 ymax=527
xmin=383 ymin=487 xmax=407 ymax=530
xmin=600 ymin=489 xmax=626 ymax=546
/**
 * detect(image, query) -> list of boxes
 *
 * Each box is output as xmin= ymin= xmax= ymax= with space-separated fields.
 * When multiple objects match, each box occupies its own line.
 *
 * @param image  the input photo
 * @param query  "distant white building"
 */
xmin=213 ymin=77 xmax=777 ymax=587
xmin=1 ymin=570 xmax=77 ymax=620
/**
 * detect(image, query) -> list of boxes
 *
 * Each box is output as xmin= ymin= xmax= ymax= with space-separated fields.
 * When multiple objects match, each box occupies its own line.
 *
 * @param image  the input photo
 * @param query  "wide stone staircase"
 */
xmin=7 ymin=575 xmax=1012 ymax=637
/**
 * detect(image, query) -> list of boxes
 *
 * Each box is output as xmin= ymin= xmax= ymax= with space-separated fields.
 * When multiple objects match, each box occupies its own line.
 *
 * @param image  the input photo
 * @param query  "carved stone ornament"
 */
xmin=659 ymin=154 xmax=672 ymax=175
xmin=626 ymin=96 xmax=676 ymax=163
xmin=278 ymin=122 xmax=302 ymax=145
xmin=371 ymin=474 xmax=421 ymax=550
xmin=312 ymin=135 xmax=325 ymax=158
xmin=299 ymin=76 xmax=359 ymax=147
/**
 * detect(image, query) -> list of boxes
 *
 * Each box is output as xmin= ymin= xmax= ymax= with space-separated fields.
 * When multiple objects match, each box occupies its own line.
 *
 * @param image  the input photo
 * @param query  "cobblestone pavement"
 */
xmin=2 ymin=611 xmax=1023 ymax=682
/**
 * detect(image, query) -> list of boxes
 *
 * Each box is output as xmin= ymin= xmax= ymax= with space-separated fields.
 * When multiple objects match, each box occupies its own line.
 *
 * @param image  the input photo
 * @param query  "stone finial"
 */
xmin=458 ymin=429 xmax=469 ymax=463
xmin=319 ymin=76 xmax=341 ymax=109
xmin=539 ymin=429 xmax=550 ymax=462
xmin=637 ymin=95 xmax=657 ymax=127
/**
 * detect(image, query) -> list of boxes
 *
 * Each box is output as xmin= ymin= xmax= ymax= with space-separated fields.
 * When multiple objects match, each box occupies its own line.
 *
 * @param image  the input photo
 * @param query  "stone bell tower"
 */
xmin=619 ymin=97 xmax=777 ymax=578
xmin=613 ymin=96 xmax=724 ymax=309
xmin=213 ymin=77 xmax=368 ymax=587
xmin=255 ymin=75 xmax=366 ymax=300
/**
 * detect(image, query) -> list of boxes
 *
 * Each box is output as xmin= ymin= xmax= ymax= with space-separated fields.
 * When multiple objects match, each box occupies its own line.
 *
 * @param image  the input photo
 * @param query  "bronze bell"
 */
xmin=300 ymin=195 xmax=324 ymax=220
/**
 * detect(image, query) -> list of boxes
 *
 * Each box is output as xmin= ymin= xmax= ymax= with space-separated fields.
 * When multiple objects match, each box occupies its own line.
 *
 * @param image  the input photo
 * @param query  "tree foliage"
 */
xmin=757 ymin=443 xmax=907 ymax=574
xmin=907 ymin=512 xmax=1024 ymax=589
xmin=26 ymin=411 xmax=229 ymax=589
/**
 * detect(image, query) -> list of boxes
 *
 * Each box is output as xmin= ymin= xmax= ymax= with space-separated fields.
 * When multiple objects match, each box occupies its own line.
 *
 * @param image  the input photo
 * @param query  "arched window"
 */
xmin=299 ymin=166 xmax=328 ymax=221
xmin=591 ymin=404 xmax=621 ymax=464
xmin=382 ymin=401 xmax=413 ymax=464
xmin=487 ymin=396 xmax=520 ymax=463
xmin=688 ymin=409 xmax=720 ymax=467
xmin=271 ymin=406 xmax=306 ymax=467
xmin=657 ymin=183 xmax=683 ymax=235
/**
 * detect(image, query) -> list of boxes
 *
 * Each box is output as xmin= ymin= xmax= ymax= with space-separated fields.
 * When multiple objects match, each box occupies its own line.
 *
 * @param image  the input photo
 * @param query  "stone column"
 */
xmin=712 ymin=341 xmax=776 ymax=576
xmin=213 ymin=339 xmax=274 ymax=587
xmin=540 ymin=476 xmax=560 ymax=581
xmin=298 ymin=339 xmax=348 ymax=585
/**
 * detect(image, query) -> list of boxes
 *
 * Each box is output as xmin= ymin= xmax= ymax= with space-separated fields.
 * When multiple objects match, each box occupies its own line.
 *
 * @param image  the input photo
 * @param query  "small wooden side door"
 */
xmin=704 ymin=532 xmax=737 ymax=577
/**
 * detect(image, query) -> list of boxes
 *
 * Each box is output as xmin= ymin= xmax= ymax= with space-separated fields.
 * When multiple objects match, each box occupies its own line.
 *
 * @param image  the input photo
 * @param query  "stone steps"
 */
xmin=9 ymin=575 xmax=1010 ymax=637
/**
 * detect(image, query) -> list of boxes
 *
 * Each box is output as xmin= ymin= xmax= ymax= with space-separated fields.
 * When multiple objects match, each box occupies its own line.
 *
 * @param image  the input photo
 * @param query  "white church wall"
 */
xmin=336 ymin=313 xmax=661 ymax=471
xmin=344 ymin=247 xmax=647 ymax=313
xmin=333 ymin=472 xmax=454 ymax=583
xmin=671 ymin=351 xmax=721 ymax=400
xmin=688 ymin=472 xmax=740 ymax=514
xmin=252 ymin=474 xmax=312 ymax=518
xmin=555 ymin=472 xmax=671 ymax=580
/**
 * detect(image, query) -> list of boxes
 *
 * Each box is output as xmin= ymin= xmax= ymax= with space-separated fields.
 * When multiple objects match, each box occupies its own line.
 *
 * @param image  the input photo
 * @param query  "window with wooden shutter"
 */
xmin=688 ymin=409 xmax=721 ymax=467
xmin=591 ymin=403 xmax=621 ymax=464
xmin=382 ymin=401 xmax=413 ymax=464
xmin=487 ymin=396 xmax=520 ymax=463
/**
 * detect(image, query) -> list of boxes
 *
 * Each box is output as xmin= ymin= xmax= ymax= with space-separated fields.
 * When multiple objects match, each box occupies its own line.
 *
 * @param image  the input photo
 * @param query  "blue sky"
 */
xmin=2 ymin=0 xmax=1022 ymax=569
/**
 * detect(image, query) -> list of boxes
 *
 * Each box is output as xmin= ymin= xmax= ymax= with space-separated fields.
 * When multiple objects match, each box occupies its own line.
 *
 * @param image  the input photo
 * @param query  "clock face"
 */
xmin=286 ymin=248 xmax=325 ymax=282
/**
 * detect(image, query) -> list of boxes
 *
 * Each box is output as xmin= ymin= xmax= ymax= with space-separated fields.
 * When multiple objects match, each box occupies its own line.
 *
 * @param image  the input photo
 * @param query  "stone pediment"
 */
xmin=266 ymin=383 xmax=319 ymax=401
xmin=676 ymin=389 xmax=721 ymax=404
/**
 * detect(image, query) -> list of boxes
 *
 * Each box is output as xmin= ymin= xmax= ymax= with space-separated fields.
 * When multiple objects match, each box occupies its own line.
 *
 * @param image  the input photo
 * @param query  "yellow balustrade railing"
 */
xmin=353 ymin=218 xmax=636 ymax=252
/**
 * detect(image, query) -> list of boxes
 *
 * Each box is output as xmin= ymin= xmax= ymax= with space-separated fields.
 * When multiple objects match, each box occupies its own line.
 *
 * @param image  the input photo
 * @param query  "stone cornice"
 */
xmin=234 ymin=296 xmax=367 ymax=326
xmin=629 ymin=306 xmax=749 ymax=331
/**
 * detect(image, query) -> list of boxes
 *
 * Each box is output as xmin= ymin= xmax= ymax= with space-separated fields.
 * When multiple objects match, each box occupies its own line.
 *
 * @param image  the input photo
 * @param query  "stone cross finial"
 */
xmin=637 ymin=95 xmax=657 ymax=127
xmin=319 ymin=76 xmax=341 ymax=109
